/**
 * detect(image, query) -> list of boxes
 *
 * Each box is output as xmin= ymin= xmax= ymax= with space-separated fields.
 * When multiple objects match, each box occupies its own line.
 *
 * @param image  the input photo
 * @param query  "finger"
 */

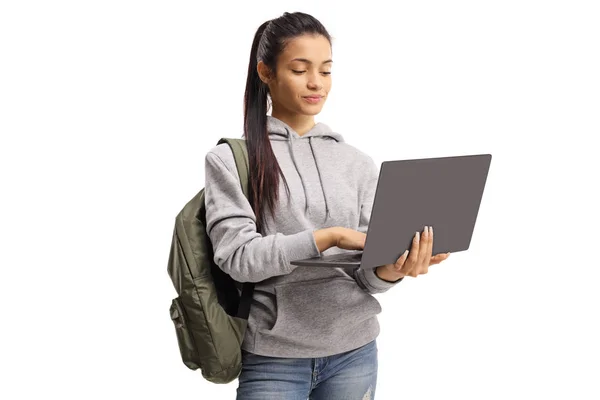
xmin=395 ymin=249 xmax=409 ymax=269
xmin=423 ymin=229 xmax=432 ymax=273
xmin=430 ymin=253 xmax=450 ymax=265
xmin=425 ymin=226 xmax=434 ymax=267
xmin=405 ymin=231 xmax=420 ymax=277
xmin=392 ymin=250 xmax=408 ymax=273
xmin=417 ymin=226 xmax=430 ymax=268
xmin=421 ymin=229 xmax=432 ymax=274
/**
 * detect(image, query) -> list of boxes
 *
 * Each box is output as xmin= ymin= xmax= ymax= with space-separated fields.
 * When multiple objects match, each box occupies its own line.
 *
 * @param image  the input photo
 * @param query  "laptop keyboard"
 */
xmin=322 ymin=252 xmax=363 ymax=263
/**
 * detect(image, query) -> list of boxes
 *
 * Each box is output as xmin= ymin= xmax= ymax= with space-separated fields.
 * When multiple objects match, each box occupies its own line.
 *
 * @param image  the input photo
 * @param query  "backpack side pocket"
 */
xmin=169 ymin=297 xmax=200 ymax=370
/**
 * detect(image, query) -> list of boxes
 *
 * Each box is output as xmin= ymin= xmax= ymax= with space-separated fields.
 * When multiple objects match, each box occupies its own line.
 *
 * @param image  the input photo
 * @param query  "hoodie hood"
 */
xmin=266 ymin=115 xmax=345 ymax=221
xmin=266 ymin=115 xmax=345 ymax=143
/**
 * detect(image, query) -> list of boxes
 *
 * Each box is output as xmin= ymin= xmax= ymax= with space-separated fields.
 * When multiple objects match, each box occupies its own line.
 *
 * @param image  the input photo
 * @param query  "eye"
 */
xmin=292 ymin=70 xmax=332 ymax=75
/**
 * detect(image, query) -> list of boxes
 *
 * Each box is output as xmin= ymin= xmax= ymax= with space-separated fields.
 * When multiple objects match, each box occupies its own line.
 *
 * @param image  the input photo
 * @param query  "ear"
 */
xmin=257 ymin=61 xmax=273 ymax=84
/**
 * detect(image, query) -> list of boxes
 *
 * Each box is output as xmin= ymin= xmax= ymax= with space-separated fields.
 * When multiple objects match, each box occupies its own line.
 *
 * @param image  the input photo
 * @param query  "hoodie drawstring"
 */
xmin=286 ymin=131 xmax=331 ymax=221
xmin=309 ymin=137 xmax=331 ymax=221
xmin=286 ymin=132 xmax=310 ymax=214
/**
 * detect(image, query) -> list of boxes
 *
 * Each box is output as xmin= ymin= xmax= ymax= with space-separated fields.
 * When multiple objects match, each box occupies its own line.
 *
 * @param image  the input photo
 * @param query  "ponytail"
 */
xmin=243 ymin=21 xmax=288 ymax=233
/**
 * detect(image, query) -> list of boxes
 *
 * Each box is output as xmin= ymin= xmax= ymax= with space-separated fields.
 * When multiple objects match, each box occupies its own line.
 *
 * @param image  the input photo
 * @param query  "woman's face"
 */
xmin=259 ymin=34 xmax=332 ymax=117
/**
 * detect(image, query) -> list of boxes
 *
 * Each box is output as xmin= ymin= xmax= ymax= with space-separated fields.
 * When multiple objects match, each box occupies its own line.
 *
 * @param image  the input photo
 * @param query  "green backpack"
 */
xmin=167 ymin=138 xmax=255 ymax=384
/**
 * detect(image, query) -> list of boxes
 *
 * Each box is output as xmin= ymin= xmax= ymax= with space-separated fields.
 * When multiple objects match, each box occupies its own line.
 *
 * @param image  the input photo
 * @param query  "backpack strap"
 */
xmin=217 ymin=138 xmax=249 ymax=198
xmin=216 ymin=137 xmax=254 ymax=320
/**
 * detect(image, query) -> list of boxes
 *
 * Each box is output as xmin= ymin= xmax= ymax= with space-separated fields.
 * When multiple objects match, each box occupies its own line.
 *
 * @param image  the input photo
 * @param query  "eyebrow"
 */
xmin=289 ymin=58 xmax=333 ymax=64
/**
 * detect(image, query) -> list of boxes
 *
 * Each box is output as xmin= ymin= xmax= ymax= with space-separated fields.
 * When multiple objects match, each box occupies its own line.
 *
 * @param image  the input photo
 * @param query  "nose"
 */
xmin=307 ymin=72 xmax=323 ymax=90
xmin=307 ymin=81 xmax=323 ymax=91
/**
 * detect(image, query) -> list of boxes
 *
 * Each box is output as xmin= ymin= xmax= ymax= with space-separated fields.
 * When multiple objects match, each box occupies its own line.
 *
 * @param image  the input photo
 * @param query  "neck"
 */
xmin=271 ymin=107 xmax=315 ymax=136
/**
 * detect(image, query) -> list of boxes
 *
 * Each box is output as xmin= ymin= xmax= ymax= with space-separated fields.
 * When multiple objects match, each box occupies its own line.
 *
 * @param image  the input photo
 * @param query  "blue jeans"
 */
xmin=236 ymin=339 xmax=378 ymax=400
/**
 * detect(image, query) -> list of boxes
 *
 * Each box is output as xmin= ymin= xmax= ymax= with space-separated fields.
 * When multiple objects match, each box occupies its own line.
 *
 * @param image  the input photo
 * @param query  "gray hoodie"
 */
xmin=204 ymin=115 xmax=403 ymax=358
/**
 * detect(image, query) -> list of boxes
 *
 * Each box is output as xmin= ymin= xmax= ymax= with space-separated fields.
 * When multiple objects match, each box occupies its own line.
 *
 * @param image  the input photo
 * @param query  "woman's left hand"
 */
xmin=376 ymin=226 xmax=450 ymax=280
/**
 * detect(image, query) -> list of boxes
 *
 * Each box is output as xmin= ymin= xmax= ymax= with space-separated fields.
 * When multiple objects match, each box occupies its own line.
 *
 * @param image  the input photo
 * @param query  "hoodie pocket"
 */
xmin=264 ymin=277 xmax=382 ymax=341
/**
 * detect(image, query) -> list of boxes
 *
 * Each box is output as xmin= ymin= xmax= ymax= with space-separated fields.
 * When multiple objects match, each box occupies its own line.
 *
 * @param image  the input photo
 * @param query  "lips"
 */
xmin=303 ymin=96 xmax=322 ymax=104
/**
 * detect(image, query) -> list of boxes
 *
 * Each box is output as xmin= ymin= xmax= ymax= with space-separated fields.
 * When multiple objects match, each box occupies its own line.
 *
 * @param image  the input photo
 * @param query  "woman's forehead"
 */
xmin=280 ymin=35 xmax=332 ymax=64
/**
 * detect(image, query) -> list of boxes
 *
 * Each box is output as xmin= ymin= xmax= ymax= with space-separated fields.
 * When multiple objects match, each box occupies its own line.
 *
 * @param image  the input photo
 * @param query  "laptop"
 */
xmin=290 ymin=153 xmax=492 ymax=270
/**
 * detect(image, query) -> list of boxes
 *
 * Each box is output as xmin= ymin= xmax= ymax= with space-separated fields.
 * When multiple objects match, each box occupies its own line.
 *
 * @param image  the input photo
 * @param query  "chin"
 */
xmin=303 ymin=109 xmax=322 ymax=116
xmin=300 ymin=105 xmax=325 ymax=116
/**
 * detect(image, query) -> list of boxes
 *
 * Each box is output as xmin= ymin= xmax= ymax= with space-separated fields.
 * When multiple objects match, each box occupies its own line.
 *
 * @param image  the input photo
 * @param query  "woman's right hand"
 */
xmin=334 ymin=227 xmax=367 ymax=251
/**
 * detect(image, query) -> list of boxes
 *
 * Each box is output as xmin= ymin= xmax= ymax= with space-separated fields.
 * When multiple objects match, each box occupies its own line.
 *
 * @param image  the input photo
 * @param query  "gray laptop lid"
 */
xmin=359 ymin=153 xmax=492 ymax=269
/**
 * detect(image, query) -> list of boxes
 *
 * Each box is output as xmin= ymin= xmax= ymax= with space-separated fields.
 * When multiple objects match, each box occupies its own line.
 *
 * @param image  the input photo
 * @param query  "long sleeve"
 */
xmin=204 ymin=151 xmax=321 ymax=283
xmin=353 ymin=155 xmax=404 ymax=294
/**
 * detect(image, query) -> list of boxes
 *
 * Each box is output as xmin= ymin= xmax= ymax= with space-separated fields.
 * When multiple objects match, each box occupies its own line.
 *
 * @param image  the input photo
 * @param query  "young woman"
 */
xmin=204 ymin=11 xmax=450 ymax=400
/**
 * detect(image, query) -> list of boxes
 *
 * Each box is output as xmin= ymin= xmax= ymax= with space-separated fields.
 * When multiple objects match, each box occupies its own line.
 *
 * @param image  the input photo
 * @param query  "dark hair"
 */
xmin=243 ymin=12 xmax=332 ymax=233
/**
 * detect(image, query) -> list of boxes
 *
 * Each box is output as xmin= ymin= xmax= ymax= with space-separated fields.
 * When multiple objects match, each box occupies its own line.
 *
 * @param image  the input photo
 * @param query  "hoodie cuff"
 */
xmin=357 ymin=267 xmax=403 ymax=293
xmin=280 ymin=228 xmax=321 ymax=266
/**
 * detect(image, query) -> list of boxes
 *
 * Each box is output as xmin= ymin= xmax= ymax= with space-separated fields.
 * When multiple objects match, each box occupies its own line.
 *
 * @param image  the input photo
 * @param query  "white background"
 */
xmin=1 ymin=0 xmax=599 ymax=399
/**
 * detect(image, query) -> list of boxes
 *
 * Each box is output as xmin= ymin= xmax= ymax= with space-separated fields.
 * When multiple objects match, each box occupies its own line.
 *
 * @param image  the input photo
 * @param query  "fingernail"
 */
xmin=416 ymin=231 xmax=420 ymax=242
